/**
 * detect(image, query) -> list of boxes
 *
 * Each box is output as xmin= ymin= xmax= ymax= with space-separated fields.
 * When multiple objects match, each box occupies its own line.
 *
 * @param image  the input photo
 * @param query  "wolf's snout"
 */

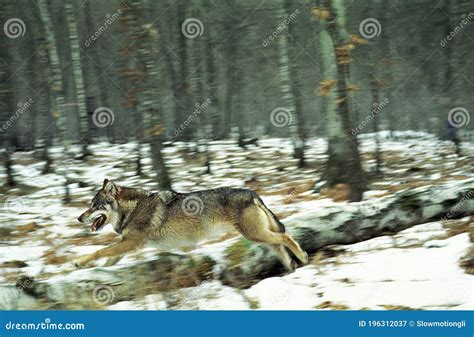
xmin=77 ymin=215 xmax=83 ymax=223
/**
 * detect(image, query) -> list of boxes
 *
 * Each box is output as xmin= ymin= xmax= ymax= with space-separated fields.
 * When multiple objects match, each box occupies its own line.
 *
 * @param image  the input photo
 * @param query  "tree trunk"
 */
xmin=223 ymin=23 xmax=237 ymax=140
xmin=370 ymin=71 xmax=382 ymax=175
xmin=65 ymin=0 xmax=90 ymax=158
xmin=175 ymin=0 xmax=193 ymax=141
xmin=286 ymin=0 xmax=306 ymax=168
xmin=134 ymin=1 xmax=172 ymax=189
xmin=0 ymin=2 xmax=15 ymax=186
xmin=37 ymin=0 xmax=68 ymax=174
xmin=276 ymin=0 xmax=303 ymax=165
xmin=319 ymin=0 xmax=366 ymax=202
xmin=204 ymin=9 xmax=221 ymax=141
xmin=37 ymin=0 xmax=67 ymax=141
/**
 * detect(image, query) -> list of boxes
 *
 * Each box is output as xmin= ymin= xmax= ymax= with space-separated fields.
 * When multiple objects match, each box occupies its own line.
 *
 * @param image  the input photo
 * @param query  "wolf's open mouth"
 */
xmin=91 ymin=214 xmax=107 ymax=232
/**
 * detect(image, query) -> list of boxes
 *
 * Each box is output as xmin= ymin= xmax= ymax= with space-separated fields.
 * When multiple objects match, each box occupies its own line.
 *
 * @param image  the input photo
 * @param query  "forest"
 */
xmin=0 ymin=0 xmax=473 ymax=310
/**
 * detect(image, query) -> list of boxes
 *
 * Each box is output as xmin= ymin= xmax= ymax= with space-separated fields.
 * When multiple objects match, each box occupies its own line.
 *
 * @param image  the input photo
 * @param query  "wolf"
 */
xmin=74 ymin=179 xmax=308 ymax=271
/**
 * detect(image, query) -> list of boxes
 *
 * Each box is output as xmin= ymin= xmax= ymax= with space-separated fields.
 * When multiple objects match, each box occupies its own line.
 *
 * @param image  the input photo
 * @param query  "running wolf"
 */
xmin=74 ymin=179 xmax=308 ymax=270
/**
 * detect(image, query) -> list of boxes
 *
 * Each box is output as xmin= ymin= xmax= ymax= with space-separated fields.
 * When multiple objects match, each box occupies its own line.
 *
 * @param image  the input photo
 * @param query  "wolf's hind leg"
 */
xmin=238 ymin=207 xmax=308 ymax=266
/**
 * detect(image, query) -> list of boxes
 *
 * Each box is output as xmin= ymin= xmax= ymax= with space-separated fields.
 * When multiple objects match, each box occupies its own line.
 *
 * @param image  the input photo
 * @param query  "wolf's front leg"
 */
xmin=73 ymin=239 xmax=143 ymax=268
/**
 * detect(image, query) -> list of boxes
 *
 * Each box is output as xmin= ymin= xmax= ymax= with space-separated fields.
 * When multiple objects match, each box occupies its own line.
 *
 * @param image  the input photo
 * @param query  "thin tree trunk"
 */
xmin=370 ymin=71 xmax=382 ymax=175
xmin=203 ymin=6 xmax=221 ymax=141
xmin=37 ymin=0 xmax=68 ymax=174
xmin=276 ymin=1 xmax=297 ymax=147
xmin=65 ymin=0 xmax=90 ymax=159
xmin=286 ymin=0 xmax=306 ymax=167
xmin=176 ymin=0 xmax=193 ymax=141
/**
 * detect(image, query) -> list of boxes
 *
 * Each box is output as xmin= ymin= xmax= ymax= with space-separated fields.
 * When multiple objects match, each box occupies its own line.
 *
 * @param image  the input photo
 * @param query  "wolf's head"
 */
xmin=78 ymin=179 xmax=121 ymax=232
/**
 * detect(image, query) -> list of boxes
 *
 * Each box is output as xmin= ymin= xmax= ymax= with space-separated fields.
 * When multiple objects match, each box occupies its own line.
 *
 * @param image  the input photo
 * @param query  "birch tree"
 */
xmin=0 ymin=2 xmax=15 ymax=186
xmin=65 ymin=0 xmax=90 ymax=158
xmin=37 ymin=0 xmax=68 ymax=171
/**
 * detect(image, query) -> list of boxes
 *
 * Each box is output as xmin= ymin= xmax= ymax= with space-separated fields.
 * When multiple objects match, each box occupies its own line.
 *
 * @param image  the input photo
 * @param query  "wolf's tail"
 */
xmin=254 ymin=196 xmax=286 ymax=233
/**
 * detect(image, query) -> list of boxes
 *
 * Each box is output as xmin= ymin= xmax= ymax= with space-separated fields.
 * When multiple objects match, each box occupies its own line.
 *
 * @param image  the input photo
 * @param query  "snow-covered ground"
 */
xmin=0 ymin=132 xmax=472 ymax=310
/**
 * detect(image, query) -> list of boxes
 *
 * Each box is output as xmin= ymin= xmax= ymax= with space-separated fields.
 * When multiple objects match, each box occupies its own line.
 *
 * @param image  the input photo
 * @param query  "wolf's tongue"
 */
xmin=91 ymin=216 xmax=103 ymax=232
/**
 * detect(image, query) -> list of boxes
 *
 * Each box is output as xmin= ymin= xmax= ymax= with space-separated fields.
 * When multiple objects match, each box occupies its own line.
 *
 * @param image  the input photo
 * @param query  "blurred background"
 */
xmin=0 ymin=0 xmax=473 ymax=310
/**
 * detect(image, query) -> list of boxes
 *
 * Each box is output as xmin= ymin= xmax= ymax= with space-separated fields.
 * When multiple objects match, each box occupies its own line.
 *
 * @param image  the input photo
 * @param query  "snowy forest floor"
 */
xmin=0 ymin=131 xmax=473 ymax=310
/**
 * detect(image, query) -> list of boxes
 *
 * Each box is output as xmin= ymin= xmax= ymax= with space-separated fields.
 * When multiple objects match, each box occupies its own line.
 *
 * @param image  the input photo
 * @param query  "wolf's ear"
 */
xmin=103 ymin=179 xmax=118 ymax=195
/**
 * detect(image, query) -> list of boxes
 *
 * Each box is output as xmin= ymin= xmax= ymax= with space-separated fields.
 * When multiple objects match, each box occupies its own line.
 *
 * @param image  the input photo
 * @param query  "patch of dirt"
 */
xmin=315 ymin=301 xmax=349 ymax=310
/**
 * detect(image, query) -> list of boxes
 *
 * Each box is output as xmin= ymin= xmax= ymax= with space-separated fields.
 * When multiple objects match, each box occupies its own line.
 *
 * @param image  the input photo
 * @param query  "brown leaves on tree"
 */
xmin=311 ymin=6 xmax=330 ymax=20
xmin=317 ymin=79 xmax=337 ymax=96
xmin=121 ymin=96 xmax=137 ymax=109
xmin=350 ymin=35 xmax=368 ymax=46
xmin=145 ymin=124 xmax=165 ymax=137
xmin=335 ymin=44 xmax=354 ymax=64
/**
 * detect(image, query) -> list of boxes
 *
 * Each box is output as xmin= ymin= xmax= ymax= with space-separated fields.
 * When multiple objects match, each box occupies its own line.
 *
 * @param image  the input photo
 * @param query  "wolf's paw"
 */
xmin=301 ymin=251 xmax=309 ymax=265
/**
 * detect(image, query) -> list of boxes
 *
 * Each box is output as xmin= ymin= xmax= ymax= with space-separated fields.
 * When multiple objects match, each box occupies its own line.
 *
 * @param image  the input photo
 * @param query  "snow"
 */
xmin=0 ymin=132 xmax=472 ymax=310
xmin=245 ymin=224 xmax=472 ymax=310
